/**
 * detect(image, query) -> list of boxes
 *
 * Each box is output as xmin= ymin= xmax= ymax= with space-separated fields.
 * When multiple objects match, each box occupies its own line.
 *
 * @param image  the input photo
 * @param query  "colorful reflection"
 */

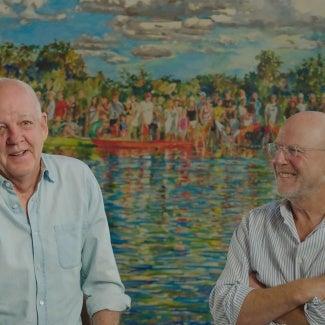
xmin=87 ymin=148 xmax=276 ymax=324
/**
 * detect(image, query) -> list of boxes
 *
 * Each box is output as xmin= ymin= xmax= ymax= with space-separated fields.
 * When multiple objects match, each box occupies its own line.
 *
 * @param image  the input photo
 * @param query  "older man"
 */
xmin=210 ymin=111 xmax=325 ymax=324
xmin=0 ymin=78 xmax=130 ymax=324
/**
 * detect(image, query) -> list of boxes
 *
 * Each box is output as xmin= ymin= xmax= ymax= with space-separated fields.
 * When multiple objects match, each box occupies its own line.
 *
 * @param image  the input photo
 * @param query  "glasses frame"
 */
xmin=265 ymin=143 xmax=325 ymax=158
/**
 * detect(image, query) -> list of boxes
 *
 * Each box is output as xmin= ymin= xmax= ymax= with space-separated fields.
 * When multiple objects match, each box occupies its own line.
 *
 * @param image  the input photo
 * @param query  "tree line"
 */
xmin=0 ymin=40 xmax=324 ymax=104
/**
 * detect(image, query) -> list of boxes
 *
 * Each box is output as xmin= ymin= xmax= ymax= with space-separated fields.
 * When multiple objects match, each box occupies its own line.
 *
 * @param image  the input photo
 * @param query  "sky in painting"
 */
xmin=0 ymin=0 xmax=324 ymax=81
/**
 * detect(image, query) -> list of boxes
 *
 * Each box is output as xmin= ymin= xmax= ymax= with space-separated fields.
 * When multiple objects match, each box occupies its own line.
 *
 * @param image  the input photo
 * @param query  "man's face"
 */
xmin=272 ymin=121 xmax=325 ymax=201
xmin=0 ymin=83 xmax=48 ymax=184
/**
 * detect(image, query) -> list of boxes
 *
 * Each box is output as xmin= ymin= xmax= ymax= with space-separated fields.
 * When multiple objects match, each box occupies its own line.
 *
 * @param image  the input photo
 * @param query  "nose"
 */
xmin=273 ymin=147 xmax=288 ymax=164
xmin=6 ymin=126 xmax=23 ymax=145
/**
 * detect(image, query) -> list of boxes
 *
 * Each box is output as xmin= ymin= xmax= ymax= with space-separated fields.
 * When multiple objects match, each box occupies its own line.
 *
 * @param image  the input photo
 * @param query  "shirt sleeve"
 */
xmin=209 ymin=215 xmax=254 ymax=324
xmin=305 ymin=297 xmax=325 ymax=324
xmin=80 ymin=168 xmax=131 ymax=316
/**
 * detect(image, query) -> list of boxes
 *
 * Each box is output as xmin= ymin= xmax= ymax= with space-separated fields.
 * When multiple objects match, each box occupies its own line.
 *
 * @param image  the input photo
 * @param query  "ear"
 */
xmin=41 ymin=112 xmax=49 ymax=140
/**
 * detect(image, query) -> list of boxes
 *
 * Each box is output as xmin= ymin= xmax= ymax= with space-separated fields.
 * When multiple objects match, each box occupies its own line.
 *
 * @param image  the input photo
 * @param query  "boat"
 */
xmin=91 ymin=138 xmax=195 ymax=151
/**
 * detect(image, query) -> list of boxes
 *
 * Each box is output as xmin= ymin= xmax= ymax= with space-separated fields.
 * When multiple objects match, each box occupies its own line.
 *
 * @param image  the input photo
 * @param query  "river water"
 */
xmin=86 ymin=147 xmax=277 ymax=324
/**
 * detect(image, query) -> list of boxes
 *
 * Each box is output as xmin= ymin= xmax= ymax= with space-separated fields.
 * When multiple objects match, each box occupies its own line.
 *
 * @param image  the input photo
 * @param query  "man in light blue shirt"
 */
xmin=210 ymin=111 xmax=325 ymax=324
xmin=0 ymin=78 xmax=131 ymax=324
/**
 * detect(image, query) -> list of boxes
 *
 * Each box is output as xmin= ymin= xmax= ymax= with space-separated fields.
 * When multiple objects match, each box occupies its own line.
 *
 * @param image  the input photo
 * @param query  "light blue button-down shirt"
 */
xmin=209 ymin=200 xmax=325 ymax=324
xmin=0 ymin=153 xmax=131 ymax=324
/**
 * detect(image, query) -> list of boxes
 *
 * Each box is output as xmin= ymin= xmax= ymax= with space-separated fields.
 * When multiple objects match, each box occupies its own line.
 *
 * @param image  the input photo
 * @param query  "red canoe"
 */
xmin=91 ymin=138 xmax=194 ymax=151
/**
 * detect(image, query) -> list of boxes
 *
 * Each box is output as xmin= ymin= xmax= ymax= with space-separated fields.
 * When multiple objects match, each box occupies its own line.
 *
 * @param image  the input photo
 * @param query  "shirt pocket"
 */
xmin=54 ymin=223 xmax=82 ymax=269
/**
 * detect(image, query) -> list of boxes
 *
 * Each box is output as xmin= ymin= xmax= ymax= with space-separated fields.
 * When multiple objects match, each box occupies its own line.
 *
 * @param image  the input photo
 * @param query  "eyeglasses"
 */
xmin=265 ymin=143 xmax=325 ymax=158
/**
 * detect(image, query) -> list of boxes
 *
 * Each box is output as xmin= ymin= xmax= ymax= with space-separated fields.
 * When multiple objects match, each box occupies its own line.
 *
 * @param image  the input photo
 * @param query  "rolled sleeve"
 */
xmin=209 ymin=217 xmax=253 ymax=324
xmin=81 ymin=170 xmax=131 ymax=316
xmin=305 ymin=297 xmax=325 ymax=325
xmin=210 ymin=282 xmax=253 ymax=324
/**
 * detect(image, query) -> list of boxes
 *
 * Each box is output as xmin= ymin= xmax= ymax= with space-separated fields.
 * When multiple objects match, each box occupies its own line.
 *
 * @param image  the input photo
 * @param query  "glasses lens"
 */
xmin=266 ymin=144 xmax=299 ymax=158
xmin=286 ymin=146 xmax=298 ymax=157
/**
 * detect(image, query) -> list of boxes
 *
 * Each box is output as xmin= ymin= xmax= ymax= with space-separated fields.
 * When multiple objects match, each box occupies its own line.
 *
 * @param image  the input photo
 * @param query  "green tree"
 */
xmin=293 ymin=54 xmax=324 ymax=95
xmin=255 ymin=50 xmax=282 ymax=82
xmin=254 ymin=50 xmax=283 ymax=98
xmin=118 ymin=67 xmax=152 ymax=98
xmin=36 ymin=40 xmax=86 ymax=79
xmin=0 ymin=42 xmax=16 ymax=77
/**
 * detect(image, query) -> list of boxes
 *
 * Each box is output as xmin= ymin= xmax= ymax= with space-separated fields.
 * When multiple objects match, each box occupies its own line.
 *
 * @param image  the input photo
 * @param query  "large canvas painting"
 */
xmin=0 ymin=1 xmax=324 ymax=324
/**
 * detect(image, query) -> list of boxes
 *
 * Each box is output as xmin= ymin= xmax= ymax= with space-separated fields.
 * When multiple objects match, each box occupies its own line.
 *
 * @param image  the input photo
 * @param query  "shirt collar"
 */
xmin=0 ymin=156 xmax=54 ymax=188
xmin=280 ymin=198 xmax=325 ymax=230
xmin=279 ymin=199 xmax=297 ymax=228
xmin=41 ymin=154 xmax=55 ymax=183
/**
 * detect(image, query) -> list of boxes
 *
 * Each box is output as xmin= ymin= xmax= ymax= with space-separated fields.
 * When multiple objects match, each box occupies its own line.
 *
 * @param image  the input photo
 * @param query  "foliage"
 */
xmin=293 ymin=54 xmax=325 ymax=95
xmin=0 ymin=40 xmax=324 ymax=104
xmin=36 ymin=40 xmax=87 ymax=80
xmin=0 ymin=42 xmax=39 ymax=80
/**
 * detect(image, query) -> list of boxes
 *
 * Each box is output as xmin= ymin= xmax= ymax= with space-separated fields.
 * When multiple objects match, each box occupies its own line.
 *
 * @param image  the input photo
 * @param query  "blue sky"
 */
xmin=0 ymin=0 xmax=324 ymax=81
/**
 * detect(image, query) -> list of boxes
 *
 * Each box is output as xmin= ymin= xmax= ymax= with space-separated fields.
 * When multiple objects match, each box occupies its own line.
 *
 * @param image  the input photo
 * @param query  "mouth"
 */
xmin=9 ymin=150 xmax=28 ymax=157
xmin=277 ymin=171 xmax=297 ymax=178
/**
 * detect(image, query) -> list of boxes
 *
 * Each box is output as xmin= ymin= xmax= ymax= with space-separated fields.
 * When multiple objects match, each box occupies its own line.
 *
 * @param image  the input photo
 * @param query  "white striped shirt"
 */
xmin=209 ymin=199 xmax=325 ymax=324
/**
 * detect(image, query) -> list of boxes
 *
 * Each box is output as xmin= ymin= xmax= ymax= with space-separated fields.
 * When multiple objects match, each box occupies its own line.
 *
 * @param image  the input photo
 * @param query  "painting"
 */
xmin=0 ymin=1 xmax=324 ymax=156
xmin=0 ymin=1 xmax=324 ymax=324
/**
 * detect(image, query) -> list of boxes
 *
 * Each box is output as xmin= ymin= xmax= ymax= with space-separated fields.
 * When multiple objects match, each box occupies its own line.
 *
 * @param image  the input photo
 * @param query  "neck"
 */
xmin=290 ymin=200 xmax=324 ymax=241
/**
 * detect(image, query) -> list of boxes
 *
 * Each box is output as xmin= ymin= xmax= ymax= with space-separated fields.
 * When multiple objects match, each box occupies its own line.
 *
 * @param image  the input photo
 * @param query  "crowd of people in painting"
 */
xmin=41 ymin=87 xmax=325 ymax=150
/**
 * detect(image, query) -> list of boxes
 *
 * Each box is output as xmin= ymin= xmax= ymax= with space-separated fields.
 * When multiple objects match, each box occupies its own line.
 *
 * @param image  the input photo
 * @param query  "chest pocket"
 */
xmin=54 ymin=223 xmax=83 ymax=269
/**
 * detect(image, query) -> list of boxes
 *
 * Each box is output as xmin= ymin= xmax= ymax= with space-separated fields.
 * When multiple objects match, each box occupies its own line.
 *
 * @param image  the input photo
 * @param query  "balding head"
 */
xmin=277 ymin=111 xmax=325 ymax=149
xmin=0 ymin=78 xmax=42 ymax=118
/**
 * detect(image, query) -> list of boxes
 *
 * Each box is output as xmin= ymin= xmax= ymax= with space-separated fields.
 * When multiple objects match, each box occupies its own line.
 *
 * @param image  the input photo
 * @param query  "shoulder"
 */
xmin=42 ymin=153 xmax=92 ymax=179
xmin=42 ymin=152 xmax=86 ymax=166
xmin=242 ymin=200 xmax=283 ymax=227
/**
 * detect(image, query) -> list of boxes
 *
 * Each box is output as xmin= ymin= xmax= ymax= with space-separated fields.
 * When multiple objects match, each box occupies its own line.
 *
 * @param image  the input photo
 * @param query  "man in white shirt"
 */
xmin=210 ymin=111 xmax=325 ymax=324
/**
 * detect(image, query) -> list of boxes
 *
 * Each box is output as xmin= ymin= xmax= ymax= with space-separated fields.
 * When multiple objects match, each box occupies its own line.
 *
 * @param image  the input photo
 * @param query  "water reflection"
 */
xmin=89 ymin=148 xmax=276 ymax=324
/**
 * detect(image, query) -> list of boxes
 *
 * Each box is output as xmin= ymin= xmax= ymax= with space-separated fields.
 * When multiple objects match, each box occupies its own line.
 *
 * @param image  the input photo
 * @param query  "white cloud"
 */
xmin=73 ymin=34 xmax=118 ymax=50
xmin=292 ymin=0 xmax=325 ymax=17
xmin=0 ymin=0 xmax=67 ymax=21
xmin=0 ymin=2 xmax=16 ymax=17
xmin=274 ymin=34 xmax=320 ymax=50
xmin=132 ymin=44 xmax=173 ymax=60
xmin=211 ymin=14 xmax=233 ymax=24
xmin=111 ymin=15 xmax=216 ymax=42
xmin=73 ymin=33 xmax=129 ymax=64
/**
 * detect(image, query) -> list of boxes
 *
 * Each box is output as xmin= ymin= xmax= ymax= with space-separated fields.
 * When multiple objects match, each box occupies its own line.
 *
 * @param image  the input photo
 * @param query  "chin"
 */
xmin=278 ymin=189 xmax=301 ymax=201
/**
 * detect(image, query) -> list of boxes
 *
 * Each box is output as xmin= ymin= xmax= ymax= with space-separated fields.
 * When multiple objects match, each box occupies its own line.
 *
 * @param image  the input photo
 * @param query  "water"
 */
xmin=87 ymin=148 xmax=277 ymax=324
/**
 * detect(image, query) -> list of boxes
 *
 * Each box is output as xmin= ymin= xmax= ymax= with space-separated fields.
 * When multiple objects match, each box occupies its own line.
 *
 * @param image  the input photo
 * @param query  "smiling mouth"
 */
xmin=9 ymin=150 xmax=27 ymax=156
xmin=277 ymin=171 xmax=296 ymax=178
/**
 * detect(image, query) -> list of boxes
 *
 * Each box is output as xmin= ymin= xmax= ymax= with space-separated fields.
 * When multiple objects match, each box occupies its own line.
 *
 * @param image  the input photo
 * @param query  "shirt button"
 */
xmin=297 ymin=257 xmax=303 ymax=264
xmin=37 ymin=265 xmax=42 ymax=270
xmin=12 ymin=204 xmax=19 ymax=209
xmin=39 ymin=300 xmax=45 ymax=306
xmin=5 ymin=182 xmax=11 ymax=188
xmin=33 ymin=232 xmax=38 ymax=236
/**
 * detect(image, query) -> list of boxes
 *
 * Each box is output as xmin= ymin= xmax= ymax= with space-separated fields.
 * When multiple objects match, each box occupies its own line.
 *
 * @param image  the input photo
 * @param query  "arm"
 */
xmin=81 ymin=170 xmax=131 ymax=319
xmin=210 ymin=208 xmax=325 ymax=325
xmin=237 ymin=273 xmax=325 ymax=325
xmin=82 ymin=295 xmax=121 ymax=325
xmin=275 ymin=307 xmax=308 ymax=325
xmin=249 ymin=273 xmax=308 ymax=325
xmin=92 ymin=310 xmax=120 ymax=325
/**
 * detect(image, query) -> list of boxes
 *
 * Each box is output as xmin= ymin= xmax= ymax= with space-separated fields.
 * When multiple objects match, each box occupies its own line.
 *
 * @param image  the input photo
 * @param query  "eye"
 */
xmin=287 ymin=146 xmax=298 ymax=156
xmin=294 ymin=146 xmax=304 ymax=154
xmin=21 ymin=120 xmax=33 ymax=127
xmin=0 ymin=124 xmax=7 ymax=133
